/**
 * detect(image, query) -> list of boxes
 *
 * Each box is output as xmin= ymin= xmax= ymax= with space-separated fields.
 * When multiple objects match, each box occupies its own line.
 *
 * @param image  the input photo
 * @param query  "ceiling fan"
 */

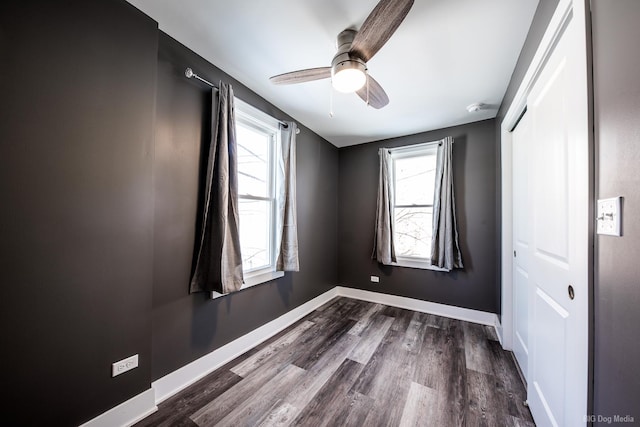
xmin=269 ymin=0 xmax=414 ymax=109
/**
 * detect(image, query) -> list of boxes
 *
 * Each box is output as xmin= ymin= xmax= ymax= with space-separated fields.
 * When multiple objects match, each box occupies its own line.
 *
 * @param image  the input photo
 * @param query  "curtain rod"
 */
xmin=185 ymin=68 xmax=299 ymax=134
xmin=387 ymin=137 xmax=454 ymax=153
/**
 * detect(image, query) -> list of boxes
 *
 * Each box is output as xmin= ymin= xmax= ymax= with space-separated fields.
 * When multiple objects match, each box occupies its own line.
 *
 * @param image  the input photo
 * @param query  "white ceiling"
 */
xmin=127 ymin=0 xmax=538 ymax=147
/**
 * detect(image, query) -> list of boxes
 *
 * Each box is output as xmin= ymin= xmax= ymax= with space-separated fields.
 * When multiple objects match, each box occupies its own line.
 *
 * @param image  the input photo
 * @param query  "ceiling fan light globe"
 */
xmin=332 ymin=60 xmax=367 ymax=93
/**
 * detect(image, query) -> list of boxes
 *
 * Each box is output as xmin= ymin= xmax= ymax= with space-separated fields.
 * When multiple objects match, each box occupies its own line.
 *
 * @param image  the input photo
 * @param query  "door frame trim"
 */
xmin=499 ymin=0 xmax=578 ymax=350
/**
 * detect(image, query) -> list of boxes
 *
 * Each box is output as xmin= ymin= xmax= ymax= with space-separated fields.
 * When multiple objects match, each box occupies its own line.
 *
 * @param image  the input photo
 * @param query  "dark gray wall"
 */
xmin=592 ymin=0 xmax=640 ymax=422
xmin=152 ymin=33 xmax=338 ymax=380
xmin=337 ymin=119 xmax=498 ymax=313
xmin=0 ymin=3 xmax=339 ymax=424
xmin=0 ymin=1 xmax=158 ymax=425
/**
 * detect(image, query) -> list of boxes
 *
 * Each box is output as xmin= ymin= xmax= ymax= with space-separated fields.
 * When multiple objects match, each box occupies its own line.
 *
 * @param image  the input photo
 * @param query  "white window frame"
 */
xmin=389 ymin=143 xmax=447 ymax=272
xmin=212 ymin=100 xmax=284 ymax=299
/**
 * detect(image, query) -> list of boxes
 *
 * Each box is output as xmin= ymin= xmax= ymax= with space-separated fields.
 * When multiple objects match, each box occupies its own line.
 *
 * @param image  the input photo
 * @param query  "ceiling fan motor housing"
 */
xmin=336 ymin=29 xmax=357 ymax=51
xmin=333 ymin=29 xmax=366 ymax=70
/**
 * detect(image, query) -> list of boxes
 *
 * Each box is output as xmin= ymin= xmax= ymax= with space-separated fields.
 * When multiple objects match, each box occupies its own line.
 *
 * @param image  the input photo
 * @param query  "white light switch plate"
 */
xmin=596 ymin=197 xmax=622 ymax=236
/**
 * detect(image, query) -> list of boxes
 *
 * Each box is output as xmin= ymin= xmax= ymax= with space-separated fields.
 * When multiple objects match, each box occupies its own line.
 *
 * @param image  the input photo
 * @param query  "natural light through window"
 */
xmin=235 ymin=102 xmax=280 ymax=281
xmin=392 ymin=146 xmax=437 ymax=262
xmin=237 ymin=124 xmax=273 ymax=272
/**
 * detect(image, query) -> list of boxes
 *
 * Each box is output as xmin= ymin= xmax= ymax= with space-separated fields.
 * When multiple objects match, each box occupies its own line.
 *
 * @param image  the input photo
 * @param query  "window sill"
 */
xmin=244 ymin=270 xmax=285 ymax=287
xmin=392 ymin=258 xmax=449 ymax=272
xmin=210 ymin=270 xmax=285 ymax=299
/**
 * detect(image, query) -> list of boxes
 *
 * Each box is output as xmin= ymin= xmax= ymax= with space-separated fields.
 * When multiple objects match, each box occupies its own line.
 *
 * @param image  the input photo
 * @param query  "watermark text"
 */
xmin=584 ymin=414 xmax=635 ymax=424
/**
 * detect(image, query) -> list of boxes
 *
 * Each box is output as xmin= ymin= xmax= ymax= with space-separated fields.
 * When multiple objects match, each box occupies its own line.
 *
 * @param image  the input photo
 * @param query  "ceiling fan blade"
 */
xmin=269 ymin=67 xmax=332 ymax=85
xmin=356 ymin=74 xmax=389 ymax=109
xmin=350 ymin=0 xmax=414 ymax=62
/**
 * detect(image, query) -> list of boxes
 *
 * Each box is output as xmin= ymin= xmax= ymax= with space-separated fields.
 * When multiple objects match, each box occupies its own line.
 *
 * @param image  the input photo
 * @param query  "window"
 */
xmin=390 ymin=144 xmax=443 ymax=270
xmin=235 ymin=101 xmax=284 ymax=286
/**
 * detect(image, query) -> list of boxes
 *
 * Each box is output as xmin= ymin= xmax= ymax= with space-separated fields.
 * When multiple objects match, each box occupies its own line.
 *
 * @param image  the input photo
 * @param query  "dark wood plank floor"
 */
xmin=136 ymin=297 xmax=534 ymax=427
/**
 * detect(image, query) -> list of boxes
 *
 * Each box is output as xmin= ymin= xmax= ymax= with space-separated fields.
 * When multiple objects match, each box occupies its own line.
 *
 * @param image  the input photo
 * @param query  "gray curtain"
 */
xmin=372 ymin=148 xmax=396 ymax=265
xmin=276 ymin=122 xmax=299 ymax=271
xmin=431 ymin=136 xmax=463 ymax=270
xmin=190 ymin=83 xmax=243 ymax=294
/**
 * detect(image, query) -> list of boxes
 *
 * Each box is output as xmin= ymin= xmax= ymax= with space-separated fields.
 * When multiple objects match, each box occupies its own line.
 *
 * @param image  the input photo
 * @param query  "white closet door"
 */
xmin=525 ymin=5 xmax=590 ymax=426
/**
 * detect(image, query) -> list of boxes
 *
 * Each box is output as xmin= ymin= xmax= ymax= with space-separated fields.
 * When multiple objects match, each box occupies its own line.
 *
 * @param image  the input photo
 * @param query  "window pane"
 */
xmin=394 ymin=154 xmax=437 ymax=205
xmin=394 ymin=207 xmax=433 ymax=258
xmin=239 ymin=199 xmax=271 ymax=271
xmin=237 ymin=124 xmax=270 ymax=198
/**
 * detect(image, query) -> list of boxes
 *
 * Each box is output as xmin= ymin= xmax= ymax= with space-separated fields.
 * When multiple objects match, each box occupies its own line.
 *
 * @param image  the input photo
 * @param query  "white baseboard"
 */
xmin=152 ymin=286 xmax=340 ymax=404
xmin=335 ymin=286 xmax=501 ymax=330
xmin=86 ymin=286 xmax=501 ymax=426
xmin=79 ymin=388 xmax=156 ymax=427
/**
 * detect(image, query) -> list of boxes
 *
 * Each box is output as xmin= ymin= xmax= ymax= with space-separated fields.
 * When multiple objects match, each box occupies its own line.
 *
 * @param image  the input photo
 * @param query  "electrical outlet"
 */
xmin=112 ymin=354 xmax=139 ymax=377
xmin=370 ymin=276 xmax=380 ymax=283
